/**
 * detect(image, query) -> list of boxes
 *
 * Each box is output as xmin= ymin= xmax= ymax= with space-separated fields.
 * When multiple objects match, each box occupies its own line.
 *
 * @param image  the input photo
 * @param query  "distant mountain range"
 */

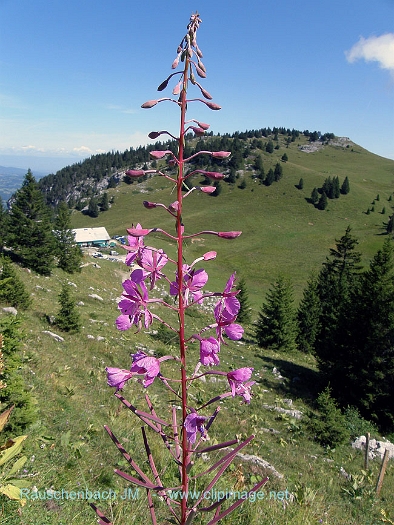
xmin=0 ymin=166 xmax=48 ymax=201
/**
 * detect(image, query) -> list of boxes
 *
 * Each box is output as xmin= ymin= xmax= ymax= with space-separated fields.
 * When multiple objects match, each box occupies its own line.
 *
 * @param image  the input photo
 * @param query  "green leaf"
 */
xmin=0 ymin=436 xmax=27 ymax=466
xmin=7 ymin=455 xmax=27 ymax=477
xmin=0 ymin=483 xmax=26 ymax=503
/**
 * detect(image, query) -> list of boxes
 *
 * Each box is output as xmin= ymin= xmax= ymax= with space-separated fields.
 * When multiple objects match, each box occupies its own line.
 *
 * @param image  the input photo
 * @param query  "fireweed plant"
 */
xmin=91 ymin=13 xmax=268 ymax=525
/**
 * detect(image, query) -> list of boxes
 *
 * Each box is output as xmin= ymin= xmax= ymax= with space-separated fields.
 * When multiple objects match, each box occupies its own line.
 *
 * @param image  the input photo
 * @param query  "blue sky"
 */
xmin=0 ymin=0 xmax=393 ymax=173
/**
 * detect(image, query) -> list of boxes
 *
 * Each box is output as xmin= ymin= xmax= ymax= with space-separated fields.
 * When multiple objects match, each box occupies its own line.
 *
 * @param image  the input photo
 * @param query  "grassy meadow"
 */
xmin=1 ymin=136 xmax=394 ymax=524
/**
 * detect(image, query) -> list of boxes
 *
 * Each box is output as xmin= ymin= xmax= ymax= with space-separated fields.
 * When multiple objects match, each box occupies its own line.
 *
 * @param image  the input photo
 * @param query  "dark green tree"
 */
xmin=314 ymin=227 xmax=362 ymax=383
xmin=88 ymin=197 xmax=99 ymax=218
xmin=316 ymin=191 xmax=328 ymax=210
xmin=333 ymin=176 xmax=340 ymax=198
xmin=55 ymin=283 xmax=81 ymax=333
xmin=265 ymin=141 xmax=274 ymax=154
xmin=297 ymin=178 xmax=304 ymax=190
xmin=7 ymin=170 xmax=56 ymax=275
xmin=307 ymin=387 xmax=350 ymax=447
xmin=54 ymin=202 xmax=83 ymax=274
xmin=274 ymin=162 xmax=283 ymax=181
xmin=386 ymin=215 xmax=394 ymax=234
xmin=0 ymin=316 xmax=37 ymax=434
xmin=334 ymin=239 xmax=394 ymax=429
xmin=264 ymin=168 xmax=275 ymax=186
xmin=341 ymin=176 xmax=350 ymax=195
xmin=310 ymin=187 xmax=319 ymax=205
xmin=0 ymin=257 xmax=31 ymax=309
xmin=281 ymin=153 xmax=288 ymax=162
xmin=296 ymin=274 xmax=321 ymax=353
xmin=255 ymin=276 xmax=298 ymax=351
xmin=236 ymin=277 xmax=251 ymax=324
xmin=100 ymin=192 xmax=109 ymax=211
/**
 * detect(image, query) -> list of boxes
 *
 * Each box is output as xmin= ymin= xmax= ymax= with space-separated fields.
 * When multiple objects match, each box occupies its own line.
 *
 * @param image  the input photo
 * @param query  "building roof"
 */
xmin=72 ymin=227 xmax=111 ymax=244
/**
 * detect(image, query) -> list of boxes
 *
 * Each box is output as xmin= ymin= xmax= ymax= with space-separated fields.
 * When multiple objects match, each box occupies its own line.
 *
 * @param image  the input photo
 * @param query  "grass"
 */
xmin=0 ymin=252 xmax=393 ymax=524
xmin=1 ymin=136 xmax=394 ymax=524
xmin=70 ymin=134 xmax=394 ymax=306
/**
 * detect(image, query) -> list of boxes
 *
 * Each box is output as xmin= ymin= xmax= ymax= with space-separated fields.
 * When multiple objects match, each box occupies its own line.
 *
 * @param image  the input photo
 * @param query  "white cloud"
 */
xmin=345 ymin=33 xmax=394 ymax=71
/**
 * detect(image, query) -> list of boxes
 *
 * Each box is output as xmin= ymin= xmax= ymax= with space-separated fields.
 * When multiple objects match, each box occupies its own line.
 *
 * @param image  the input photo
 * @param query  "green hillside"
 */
xmin=69 ymin=133 xmax=394 ymax=306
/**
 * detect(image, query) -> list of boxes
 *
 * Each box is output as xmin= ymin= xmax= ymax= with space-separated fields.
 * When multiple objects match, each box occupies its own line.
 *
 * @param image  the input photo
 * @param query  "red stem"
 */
xmin=178 ymin=52 xmax=190 ymax=525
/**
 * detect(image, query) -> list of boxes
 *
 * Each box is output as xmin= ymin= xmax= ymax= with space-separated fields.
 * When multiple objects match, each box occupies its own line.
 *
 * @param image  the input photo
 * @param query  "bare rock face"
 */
xmin=42 ymin=331 xmax=65 ymax=342
xmin=352 ymin=436 xmax=394 ymax=460
xmin=2 ymin=307 xmax=18 ymax=315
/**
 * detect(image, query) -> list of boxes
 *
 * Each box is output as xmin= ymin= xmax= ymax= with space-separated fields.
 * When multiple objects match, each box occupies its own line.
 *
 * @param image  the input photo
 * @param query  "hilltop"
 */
xmin=48 ymin=128 xmax=394 ymax=306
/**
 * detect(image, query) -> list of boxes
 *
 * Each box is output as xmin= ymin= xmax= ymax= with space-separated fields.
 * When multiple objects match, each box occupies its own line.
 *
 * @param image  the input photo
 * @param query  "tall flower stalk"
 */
xmin=91 ymin=13 xmax=268 ymax=525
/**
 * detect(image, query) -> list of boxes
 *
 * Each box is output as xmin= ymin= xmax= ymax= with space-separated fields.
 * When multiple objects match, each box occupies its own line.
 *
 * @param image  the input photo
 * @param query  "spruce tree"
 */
xmin=0 ymin=257 xmax=31 ymax=309
xmin=7 ymin=170 xmax=56 ymax=275
xmin=341 ymin=176 xmax=350 ymax=195
xmin=255 ymin=276 xmax=298 ymax=351
xmin=55 ymin=283 xmax=81 ymax=333
xmin=88 ymin=197 xmax=99 ymax=218
xmin=310 ymin=187 xmax=319 ymax=205
xmin=337 ymin=239 xmax=394 ymax=429
xmin=236 ymin=277 xmax=251 ymax=325
xmin=296 ymin=274 xmax=321 ymax=353
xmin=314 ymin=227 xmax=362 ymax=387
xmin=0 ymin=316 xmax=36 ymax=434
xmin=316 ymin=191 xmax=328 ymax=210
xmin=54 ymin=202 xmax=83 ymax=274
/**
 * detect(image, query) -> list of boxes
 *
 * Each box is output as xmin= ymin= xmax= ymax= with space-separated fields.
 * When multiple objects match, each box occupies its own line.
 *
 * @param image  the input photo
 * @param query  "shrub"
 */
xmin=307 ymin=386 xmax=350 ymax=447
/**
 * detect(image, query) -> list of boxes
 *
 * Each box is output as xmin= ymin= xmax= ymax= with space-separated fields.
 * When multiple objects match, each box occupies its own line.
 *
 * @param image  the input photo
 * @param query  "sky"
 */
xmin=0 ymin=0 xmax=393 ymax=173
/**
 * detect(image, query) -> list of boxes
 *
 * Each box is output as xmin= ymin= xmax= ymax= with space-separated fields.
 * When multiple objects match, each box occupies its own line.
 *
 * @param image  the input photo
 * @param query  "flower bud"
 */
xmin=198 ymin=86 xmax=213 ymax=100
xmin=172 ymin=81 xmax=181 ymax=96
xmin=169 ymin=201 xmax=179 ymax=213
xmin=141 ymin=100 xmax=158 ymax=109
xmin=194 ymin=121 xmax=210 ymax=130
xmin=143 ymin=201 xmax=157 ymax=209
xmin=172 ymin=54 xmax=180 ymax=69
xmin=125 ymin=170 xmax=145 ymax=177
xmin=203 ymin=251 xmax=217 ymax=260
xmin=191 ymin=126 xmax=205 ymax=136
xmin=196 ymin=66 xmax=206 ymax=78
xmin=150 ymin=150 xmax=170 ymax=159
xmin=204 ymin=101 xmax=221 ymax=110
xmin=197 ymin=186 xmax=216 ymax=193
xmin=148 ymin=131 xmax=161 ymax=139
xmin=218 ymin=231 xmax=242 ymax=239
xmin=211 ymin=151 xmax=231 ymax=158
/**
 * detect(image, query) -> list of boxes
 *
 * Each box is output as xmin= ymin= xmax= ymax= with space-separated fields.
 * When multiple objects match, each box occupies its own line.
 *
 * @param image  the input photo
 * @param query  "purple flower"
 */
xmin=106 ymin=368 xmax=133 ymax=390
xmin=214 ymin=273 xmax=244 ymax=342
xmin=184 ymin=412 xmax=208 ymax=444
xmin=138 ymin=247 xmax=168 ymax=289
xmin=199 ymin=337 xmax=220 ymax=366
xmin=130 ymin=351 xmax=161 ymax=388
xmin=170 ymin=265 xmax=208 ymax=305
xmin=227 ymin=368 xmax=255 ymax=403
xmin=124 ymin=223 xmax=145 ymax=266
xmin=116 ymin=274 xmax=153 ymax=331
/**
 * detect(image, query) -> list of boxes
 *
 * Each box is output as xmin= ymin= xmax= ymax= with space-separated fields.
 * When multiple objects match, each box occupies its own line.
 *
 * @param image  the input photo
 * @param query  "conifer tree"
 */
xmin=310 ymin=187 xmax=319 ymax=205
xmin=255 ymin=276 xmax=298 ymax=351
xmin=55 ymin=283 xmax=81 ymax=332
xmin=314 ymin=227 xmax=362 ymax=384
xmin=88 ymin=197 xmax=99 ymax=218
xmin=296 ymin=274 xmax=321 ymax=353
xmin=316 ymin=191 xmax=328 ymax=210
xmin=54 ymin=202 xmax=83 ymax=274
xmin=7 ymin=170 xmax=56 ymax=275
xmin=341 ymin=176 xmax=350 ymax=195
xmin=335 ymin=239 xmax=394 ymax=429
xmin=0 ymin=257 xmax=31 ymax=309
xmin=236 ymin=277 xmax=251 ymax=324
xmin=0 ymin=316 xmax=36 ymax=434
